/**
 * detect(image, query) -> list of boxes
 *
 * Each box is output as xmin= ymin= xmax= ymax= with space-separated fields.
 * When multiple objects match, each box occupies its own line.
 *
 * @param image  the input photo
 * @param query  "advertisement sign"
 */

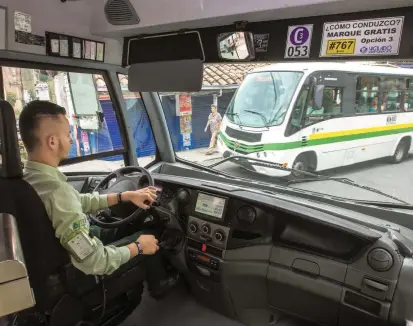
xmin=80 ymin=131 xmax=91 ymax=155
xmin=320 ymin=16 xmax=404 ymax=57
xmin=176 ymin=94 xmax=192 ymax=116
xmin=285 ymin=25 xmax=313 ymax=58
xmin=182 ymin=133 xmax=191 ymax=147
xmin=180 ymin=115 xmax=192 ymax=134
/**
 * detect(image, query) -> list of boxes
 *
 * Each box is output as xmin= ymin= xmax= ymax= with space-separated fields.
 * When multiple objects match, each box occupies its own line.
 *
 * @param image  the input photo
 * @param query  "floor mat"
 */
xmin=121 ymin=285 xmax=243 ymax=326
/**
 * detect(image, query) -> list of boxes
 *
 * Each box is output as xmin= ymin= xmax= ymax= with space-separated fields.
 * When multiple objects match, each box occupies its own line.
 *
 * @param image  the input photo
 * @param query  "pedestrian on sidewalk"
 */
xmin=205 ymin=104 xmax=222 ymax=155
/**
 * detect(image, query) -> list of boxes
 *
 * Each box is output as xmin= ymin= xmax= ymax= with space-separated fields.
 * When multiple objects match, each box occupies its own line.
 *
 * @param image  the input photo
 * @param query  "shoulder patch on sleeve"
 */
xmin=64 ymin=230 xmax=96 ymax=262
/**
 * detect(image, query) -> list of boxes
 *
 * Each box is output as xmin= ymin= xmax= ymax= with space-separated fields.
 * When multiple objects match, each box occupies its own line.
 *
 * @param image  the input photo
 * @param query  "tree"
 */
xmin=6 ymin=92 xmax=17 ymax=107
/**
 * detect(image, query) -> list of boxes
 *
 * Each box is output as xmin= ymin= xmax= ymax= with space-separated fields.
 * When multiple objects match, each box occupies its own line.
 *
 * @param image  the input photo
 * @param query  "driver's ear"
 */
xmin=46 ymin=134 xmax=58 ymax=150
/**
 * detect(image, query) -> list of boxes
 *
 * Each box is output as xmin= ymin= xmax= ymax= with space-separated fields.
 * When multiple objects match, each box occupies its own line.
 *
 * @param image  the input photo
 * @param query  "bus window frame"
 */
xmin=0 ymin=59 xmax=133 ymax=168
xmin=285 ymin=83 xmax=310 ymax=137
xmin=116 ymin=72 xmax=161 ymax=168
xmin=354 ymin=73 xmax=413 ymax=115
xmin=283 ymin=69 xmax=413 ymax=138
xmin=354 ymin=75 xmax=381 ymax=115
xmin=303 ymin=86 xmax=345 ymax=127
xmin=285 ymin=72 xmax=348 ymax=136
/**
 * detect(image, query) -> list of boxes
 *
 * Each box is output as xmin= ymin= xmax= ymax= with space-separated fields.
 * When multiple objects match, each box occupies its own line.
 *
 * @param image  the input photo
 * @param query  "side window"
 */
xmin=117 ymin=74 xmax=156 ymax=166
xmin=403 ymin=79 xmax=413 ymax=112
xmin=355 ymin=76 xmax=380 ymax=114
xmin=2 ymin=67 xmax=125 ymax=171
xmin=380 ymin=77 xmax=406 ymax=112
xmin=304 ymin=86 xmax=343 ymax=126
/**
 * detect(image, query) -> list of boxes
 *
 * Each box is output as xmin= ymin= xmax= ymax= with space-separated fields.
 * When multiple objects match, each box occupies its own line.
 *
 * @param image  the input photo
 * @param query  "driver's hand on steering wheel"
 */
xmin=122 ymin=187 xmax=157 ymax=209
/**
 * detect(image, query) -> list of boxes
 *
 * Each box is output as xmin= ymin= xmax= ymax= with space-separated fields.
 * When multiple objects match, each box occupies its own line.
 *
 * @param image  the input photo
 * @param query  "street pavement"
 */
xmin=207 ymin=154 xmax=413 ymax=205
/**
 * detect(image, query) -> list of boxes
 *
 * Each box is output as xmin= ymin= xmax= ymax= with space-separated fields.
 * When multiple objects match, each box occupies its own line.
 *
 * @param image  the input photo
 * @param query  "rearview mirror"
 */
xmin=217 ymin=32 xmax=255 ymax=61
xmin=313 ymin=85 xmax=325 ymax=109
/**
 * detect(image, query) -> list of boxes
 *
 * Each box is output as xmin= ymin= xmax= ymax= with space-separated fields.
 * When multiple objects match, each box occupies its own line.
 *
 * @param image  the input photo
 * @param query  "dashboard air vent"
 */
xmin=104 ymin=0 xmax=140 ymax=26
xmin=367 ymin=248 xmax=393 ymax=272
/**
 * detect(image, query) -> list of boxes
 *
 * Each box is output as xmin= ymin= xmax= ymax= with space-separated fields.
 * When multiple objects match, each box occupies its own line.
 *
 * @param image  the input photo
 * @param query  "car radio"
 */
xmin=187 ymin=248 xmax=222 ymax=282
xmin=188 ymin=249 xmax=220 ymax=270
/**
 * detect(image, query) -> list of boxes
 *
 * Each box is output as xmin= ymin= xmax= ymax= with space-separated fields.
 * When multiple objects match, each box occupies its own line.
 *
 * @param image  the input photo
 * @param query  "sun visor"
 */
xmin=128 ymin=59 xmax=203 ymax=92
xmin=125 ymin=32 xmax=205 ymax=65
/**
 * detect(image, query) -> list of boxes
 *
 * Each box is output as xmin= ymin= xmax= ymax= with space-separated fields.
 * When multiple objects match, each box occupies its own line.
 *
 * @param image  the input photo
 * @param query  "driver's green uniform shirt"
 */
xmin=23 ymin=161 xmax=130 ymax=275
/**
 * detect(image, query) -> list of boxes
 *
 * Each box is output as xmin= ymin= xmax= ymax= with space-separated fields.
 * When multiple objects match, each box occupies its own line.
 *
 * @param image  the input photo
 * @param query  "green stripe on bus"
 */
xmin=219 ymin=127 xmax=413 ymax=154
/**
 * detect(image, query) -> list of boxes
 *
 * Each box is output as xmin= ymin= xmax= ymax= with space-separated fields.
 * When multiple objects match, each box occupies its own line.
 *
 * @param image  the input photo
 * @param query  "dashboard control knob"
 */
xmin=368 ymin=248 xmax=394 ymax=272
xmin=215 ymin=231 xmax=225 ymax=242
xmin=202 ymin=224 xmax=211 ymax=234
xmin=189 ymin=223 xmax=198 ymax=233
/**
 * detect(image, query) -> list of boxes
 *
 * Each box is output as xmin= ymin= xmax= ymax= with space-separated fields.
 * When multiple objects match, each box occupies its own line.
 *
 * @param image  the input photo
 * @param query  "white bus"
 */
xmin=217 ymin=62 xmax=413 ymax=176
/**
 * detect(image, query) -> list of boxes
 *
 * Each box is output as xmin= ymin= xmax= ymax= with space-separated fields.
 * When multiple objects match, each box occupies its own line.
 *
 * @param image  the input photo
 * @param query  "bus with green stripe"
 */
xmin=216 ymin=62 xmax=413 ymax=177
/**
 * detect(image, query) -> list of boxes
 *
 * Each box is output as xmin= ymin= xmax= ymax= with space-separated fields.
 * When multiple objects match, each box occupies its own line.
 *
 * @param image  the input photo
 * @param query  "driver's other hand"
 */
xmin=137 ymin=234 xmax=159 ymax=255
xmin=125 ymin=187 xmax=157 ymax=209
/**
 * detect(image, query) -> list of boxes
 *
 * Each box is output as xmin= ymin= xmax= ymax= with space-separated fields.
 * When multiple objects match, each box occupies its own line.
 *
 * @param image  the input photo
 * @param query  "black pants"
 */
xmin=91 ymin=226 xmax=168 ymax=289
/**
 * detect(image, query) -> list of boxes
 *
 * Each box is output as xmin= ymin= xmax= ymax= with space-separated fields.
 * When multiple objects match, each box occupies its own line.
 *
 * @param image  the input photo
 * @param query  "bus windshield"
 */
xmin=226 ymin=71 xmax=303 ymax=127
xmin=159 ymin=62 xmax=413 ymax=205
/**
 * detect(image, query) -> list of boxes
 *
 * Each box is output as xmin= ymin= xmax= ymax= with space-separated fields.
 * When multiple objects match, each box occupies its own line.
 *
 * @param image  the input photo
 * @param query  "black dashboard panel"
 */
xmin=154 ymin=179 xmax=408 ymax=326
xmin=73 ymin=172 xmax=413 ymax=326
xmin=272 ymin=212 xmax=372 ymax=262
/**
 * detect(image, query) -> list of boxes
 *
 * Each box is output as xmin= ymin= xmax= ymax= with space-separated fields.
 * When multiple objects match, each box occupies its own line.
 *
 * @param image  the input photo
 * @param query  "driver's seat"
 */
xmin=0 ymin=100 xmax=144 ymax=326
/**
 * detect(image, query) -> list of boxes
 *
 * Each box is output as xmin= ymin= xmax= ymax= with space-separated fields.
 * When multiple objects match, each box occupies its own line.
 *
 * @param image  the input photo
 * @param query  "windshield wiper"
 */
xmin=287 ymin=176 xmax=409 ymax=205
xmin=351 ymin=200 xmax=413 ymax=210
xmin=244 ymin=110 xmax=269 ymax=128
xmin=226 ymin=112 xmax=243 ymax=127
xmin=209 ymin=154 xmax=314 ymax=175
xmin=209 ymin=155 xmax=409 ymax=205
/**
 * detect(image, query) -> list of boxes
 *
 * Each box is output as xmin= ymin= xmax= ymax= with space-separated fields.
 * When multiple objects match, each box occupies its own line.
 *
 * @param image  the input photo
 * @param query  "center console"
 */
xmin=186 ymin=191 xmax=230 ymax=280
xmin=185 ymin=191 xmax=235 ymax=317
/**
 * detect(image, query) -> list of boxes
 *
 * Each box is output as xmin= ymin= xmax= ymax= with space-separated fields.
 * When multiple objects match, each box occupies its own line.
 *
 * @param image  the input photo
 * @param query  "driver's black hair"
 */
xmin=19 ymin=100 xmax=66 ymax=153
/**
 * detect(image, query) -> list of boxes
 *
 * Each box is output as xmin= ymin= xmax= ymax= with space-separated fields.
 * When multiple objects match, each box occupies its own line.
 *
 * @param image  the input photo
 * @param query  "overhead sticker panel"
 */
xmin=285 ymin=25 xmax=313 ymax=59
xmin=320 ymin=16 xmax=404 ymax=57
xmin=14 ymin=11 xmax=31 ymax=33
xmin=254 ymin=34 xmax=270 ymax=52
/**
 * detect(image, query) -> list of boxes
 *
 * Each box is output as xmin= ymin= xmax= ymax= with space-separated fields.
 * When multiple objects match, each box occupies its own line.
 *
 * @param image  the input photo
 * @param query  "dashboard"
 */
xmin=74 ymin=173 xmax=413 ymax=326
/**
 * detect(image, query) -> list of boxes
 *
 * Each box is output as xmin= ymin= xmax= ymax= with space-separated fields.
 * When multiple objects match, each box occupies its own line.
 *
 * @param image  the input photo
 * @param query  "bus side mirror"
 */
xmin=313 ymin=85 xmax=325 ymax=109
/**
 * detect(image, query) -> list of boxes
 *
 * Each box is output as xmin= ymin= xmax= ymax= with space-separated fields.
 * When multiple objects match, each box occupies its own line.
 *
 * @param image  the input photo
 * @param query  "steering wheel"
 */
xmin=89 ymin=166 xmax=155 ymax=229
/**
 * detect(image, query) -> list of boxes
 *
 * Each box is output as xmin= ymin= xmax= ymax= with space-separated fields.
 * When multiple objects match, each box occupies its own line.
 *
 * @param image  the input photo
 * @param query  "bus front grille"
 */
xmin=225 ymin=126 xmax=262 ymax=143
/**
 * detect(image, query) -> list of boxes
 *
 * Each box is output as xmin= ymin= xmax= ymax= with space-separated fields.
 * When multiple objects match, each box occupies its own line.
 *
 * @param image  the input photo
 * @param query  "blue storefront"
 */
xmin=71 ymin=90 xmax=235 ymax=161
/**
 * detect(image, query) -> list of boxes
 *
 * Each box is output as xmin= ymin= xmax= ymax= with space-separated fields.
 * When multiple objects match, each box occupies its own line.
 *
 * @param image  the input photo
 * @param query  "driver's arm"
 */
xmin=48 ymin=184 xmax=134 ymax=275
xmin=79 ymin=192 xmax=140 ymax=214
xmin=79 ymin=192 xmax=110 ymax=214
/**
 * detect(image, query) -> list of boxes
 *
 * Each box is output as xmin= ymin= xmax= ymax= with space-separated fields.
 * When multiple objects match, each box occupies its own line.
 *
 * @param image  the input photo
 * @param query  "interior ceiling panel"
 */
xmin=91 ymin=0 xmax=413 ymax=37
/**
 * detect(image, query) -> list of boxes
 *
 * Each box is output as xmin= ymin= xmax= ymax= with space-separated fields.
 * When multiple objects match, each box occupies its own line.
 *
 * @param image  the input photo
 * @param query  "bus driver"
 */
xmin=19 ymin=100 xmax=179 ymax=299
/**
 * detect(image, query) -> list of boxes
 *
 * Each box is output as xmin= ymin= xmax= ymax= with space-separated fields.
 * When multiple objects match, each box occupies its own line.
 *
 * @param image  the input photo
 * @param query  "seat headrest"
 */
xmin=0 ymin=100 xmax=22 ymax=178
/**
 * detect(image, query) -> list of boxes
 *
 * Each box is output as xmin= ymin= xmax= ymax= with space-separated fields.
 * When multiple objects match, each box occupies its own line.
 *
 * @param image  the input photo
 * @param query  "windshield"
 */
xmin=225 ymin=71 xmax=303 ymax=127
xmin=159 ymin=62 xmax=413 ymax=206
